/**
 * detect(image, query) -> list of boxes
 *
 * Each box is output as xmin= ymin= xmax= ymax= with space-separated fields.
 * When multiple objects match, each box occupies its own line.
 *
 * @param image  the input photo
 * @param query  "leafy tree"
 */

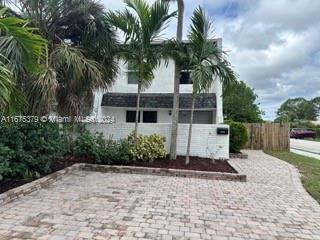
xmin=0 ymin=0 xmax=117 ymax=116
xmin=0 ymin=7 xmax=47 ymax=114
xmin=223 ymin=81 xmax=264 ymax=123
xmin=275 ymin=98 xmax=317 ymax=122
xmin=162 ymin=0 xmax=184 ymax=160
xmin=312 ymin=97 xmax=320 ymax=118
xmin=184 ymin=7 xmax=237 ymax=164
xmin=108 ymin=0 xmax=176 ymax=148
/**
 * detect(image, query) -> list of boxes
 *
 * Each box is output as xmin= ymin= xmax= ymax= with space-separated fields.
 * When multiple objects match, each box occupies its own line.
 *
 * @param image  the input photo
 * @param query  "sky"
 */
xmin=102 ymin=0 xmax=320 ymax=120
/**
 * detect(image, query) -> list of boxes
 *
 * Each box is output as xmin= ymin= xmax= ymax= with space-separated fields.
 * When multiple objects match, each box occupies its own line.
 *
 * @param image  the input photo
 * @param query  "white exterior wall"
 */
xmin=108 ymin=59 xmax=222 ymax=95
xmin=93 ymin=39 xmax=224 ymax=124
xmin=86 ymin=123 xmax=229 ymax=159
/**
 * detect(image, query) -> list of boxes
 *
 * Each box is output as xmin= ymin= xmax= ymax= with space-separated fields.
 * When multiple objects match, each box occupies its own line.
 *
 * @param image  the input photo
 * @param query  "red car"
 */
xmin=290 ymin=128 xmax=316 ymax=139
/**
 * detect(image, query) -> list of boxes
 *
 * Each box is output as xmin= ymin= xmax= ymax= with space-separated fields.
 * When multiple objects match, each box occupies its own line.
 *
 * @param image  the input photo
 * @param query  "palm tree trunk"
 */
xmin=185 ymin=95 xmax=195 ymax=165
xmin=169 ymin=0 xmax=184 ymax=160
xmin=134 ymin=85 xmax=141 ymax=152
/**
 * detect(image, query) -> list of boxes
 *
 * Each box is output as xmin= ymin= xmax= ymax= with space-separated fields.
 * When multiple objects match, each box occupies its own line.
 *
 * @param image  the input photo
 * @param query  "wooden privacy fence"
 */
xmin=243 ymin=123 xmax=290 ymax=151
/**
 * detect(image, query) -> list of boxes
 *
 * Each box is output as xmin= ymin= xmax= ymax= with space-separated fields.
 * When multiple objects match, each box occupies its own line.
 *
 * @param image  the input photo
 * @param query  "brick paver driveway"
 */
xmin=0 ymin=151 xmax=320 ymax=240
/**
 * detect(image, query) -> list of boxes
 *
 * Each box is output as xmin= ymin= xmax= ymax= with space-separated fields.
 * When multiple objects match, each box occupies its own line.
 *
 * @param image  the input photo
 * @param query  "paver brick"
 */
xmin=0 ymin=151 xmax=319 ymax=239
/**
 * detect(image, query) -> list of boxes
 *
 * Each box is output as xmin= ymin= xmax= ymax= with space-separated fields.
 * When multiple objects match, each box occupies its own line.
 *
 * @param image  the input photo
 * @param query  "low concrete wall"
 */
xmin=86 ymin=123 xmax=229 ymax=159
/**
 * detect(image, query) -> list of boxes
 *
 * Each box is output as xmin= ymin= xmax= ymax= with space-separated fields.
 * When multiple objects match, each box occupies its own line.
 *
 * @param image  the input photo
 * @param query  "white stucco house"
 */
xmin=88 ymin=39 xmax=230 ymax=159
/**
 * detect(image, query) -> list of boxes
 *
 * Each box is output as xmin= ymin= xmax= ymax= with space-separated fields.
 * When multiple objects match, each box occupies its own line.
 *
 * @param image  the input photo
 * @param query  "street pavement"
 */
xmin=290 ymin=139 xmax=320 ymax=159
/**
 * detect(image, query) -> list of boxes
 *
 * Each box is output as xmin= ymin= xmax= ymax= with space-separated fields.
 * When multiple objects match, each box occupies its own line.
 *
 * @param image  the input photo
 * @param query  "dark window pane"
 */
xmin=179 ymin=110 xmax=213 ymax=124
xmin=143 ymin=111 xmax=157 ymax=123
xmin=126 ymin=111 xmax=140 ymax=122
xmin=128 ymin=72 xmax=139 ymax=84
xmin=180 ymin=70 xmax=192 ymax=84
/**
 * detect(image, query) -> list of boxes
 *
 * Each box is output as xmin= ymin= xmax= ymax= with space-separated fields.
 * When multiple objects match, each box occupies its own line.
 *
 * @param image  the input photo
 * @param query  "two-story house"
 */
xmin=89 ymin=39 xmax=230 ymax=159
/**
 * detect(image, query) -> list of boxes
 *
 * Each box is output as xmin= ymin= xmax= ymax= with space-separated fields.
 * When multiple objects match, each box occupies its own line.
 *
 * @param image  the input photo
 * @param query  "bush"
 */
xmin=97 ymin=139 xmax=131 ymax=165
xmin=0 ymin=144 xmax=13 ymax=179
xmin=0 ymin=122 xmax=64 ymax=179
xmin=130 ymin=134 xmax=166 ymax=162
xmin=225 ymin=120 xmax=248 ymax=153
xmin=73 ymin=130 xmax=131 ymax=165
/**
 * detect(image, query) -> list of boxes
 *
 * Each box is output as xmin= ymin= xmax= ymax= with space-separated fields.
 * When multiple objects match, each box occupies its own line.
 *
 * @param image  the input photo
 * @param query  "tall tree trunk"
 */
xmin=169 ymin=0 xmax=184 ymax=160
xmin=134 ymin=85 xmax=141 ymax=157
xmin=185 ymin=95 xmax=195 ymax=165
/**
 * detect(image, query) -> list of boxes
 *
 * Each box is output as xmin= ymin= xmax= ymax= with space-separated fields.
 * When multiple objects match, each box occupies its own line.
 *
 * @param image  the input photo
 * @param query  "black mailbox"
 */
xmin=217 ymin=127 xmax=229 ymax=135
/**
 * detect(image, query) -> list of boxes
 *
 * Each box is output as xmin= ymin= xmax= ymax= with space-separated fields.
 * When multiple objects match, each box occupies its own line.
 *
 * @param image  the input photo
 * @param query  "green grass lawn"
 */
xmin=303 ymin=138 xmax=320 ymax=142
xmin=266 ymin=151 xmax=320 ymax=204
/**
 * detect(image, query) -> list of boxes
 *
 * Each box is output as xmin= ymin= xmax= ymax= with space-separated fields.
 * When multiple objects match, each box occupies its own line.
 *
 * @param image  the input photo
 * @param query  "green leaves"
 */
xmin=276 ymin=98 xmax=317 ymax=122
xmin=187 ymin=6 xmax=237 ymax=95
xmin=0 ymin=122 xmax=64 ymax=179
xmin=223 ymin=81 xmax=264 ymax=123
xmin=0 ymin=9 xmax=46 ymax=114
xmin=0 ymin=1 xmax=118 ymax=116
xmin=130 ymin=133 xmax=166 ymax=162
xmin=109 ymin=0 xmax=176 ymax=91
xmin=0 ymin=15 xmax=47 ymax=75
xmin=50 ymin=44 xmax=105 ymax=115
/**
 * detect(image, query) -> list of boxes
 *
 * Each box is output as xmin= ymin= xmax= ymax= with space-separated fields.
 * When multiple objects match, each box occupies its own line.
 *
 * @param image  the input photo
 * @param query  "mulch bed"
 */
xmin=0 ymin=155 xmax=235 ymax=194
xmin=128 ymin=155 xmax=236 ymax=173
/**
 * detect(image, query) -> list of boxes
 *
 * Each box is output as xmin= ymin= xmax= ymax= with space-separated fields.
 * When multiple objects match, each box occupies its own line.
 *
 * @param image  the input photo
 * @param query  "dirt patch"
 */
xmin=128 ymin=156 xmax=237 ymax=173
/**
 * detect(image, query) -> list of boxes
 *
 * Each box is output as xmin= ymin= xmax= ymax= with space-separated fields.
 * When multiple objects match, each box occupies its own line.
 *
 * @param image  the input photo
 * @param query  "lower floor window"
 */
xmin=143 ymin=111 xmax=157 ymax=123
xmin=179 ymin=110 xmax=214 ymax=124
xmin=126 ymin=110 xmax=157 ymax=123
xmin=126 ymin=111 xmax=140 ymax=123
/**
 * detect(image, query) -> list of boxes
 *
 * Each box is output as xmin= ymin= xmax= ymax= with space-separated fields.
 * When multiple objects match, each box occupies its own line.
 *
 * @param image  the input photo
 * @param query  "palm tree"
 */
xmin=108 ymin=0 xmax=176 ymax=148
xmin=185 ymin=7 xmax=237 ymax=164
xmin=0 ymin=0 xmax=117 ymax=116
xmin=0 ymin=7 xmax=47 ymax=114
xmin=162 ymin=0 xmax=184 ymax=160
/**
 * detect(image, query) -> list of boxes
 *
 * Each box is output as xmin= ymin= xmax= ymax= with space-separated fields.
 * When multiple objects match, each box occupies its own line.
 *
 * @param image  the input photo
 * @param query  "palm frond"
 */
xmin=28 ymin=67 xmax=58 ymax=115
xmin=109 ymin=0 xmax=176 ymax=91
xmin=0 ymin=10 xmax=47 ymax=76
xmin=52 ymin=44 xmax=104 ymax=88
xmin=187 ymin=6 xmax=237 ymax=94
xmin=0 ymin=56 xmax=25 ymax=114
xmin=107 ymin=9 xmax=140 ymax=43
xmin=149 ymin=0 xmax=176 ymax=41
xmin=49 ymin=43 xmax=106 ymax=115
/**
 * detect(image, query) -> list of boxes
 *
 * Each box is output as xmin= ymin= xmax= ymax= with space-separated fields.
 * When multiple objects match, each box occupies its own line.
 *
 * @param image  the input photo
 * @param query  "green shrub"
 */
xmin=73 ymin=130 xmax=100 ymax=159
xmin=97 ymin=139 xmax=131 ymax=165
xmin=73 ymin=130 xmax=131 ymax=164
xmin=225 ymin=120 xmax=248 ymax=153
xmin=130 ymin=134 xmax=166 ymax=162
xmin=0 ymin=122 xmax=64 ymax=179
xmin=0 ymin=144 xmax=13 ymax=179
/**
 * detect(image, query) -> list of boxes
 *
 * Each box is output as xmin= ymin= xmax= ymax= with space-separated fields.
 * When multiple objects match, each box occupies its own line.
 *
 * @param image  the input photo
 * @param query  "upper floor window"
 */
xmin=180 ymin=70 xmax=193 ymax=84
xmin=127 ymin=62 xmax=139 ymax=84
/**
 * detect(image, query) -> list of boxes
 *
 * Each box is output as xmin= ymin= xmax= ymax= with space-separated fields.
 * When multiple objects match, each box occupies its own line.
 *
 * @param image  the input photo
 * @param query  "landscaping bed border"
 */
xmin=0 ymin=162 xmax=246 ymax=206
xmin=229 ymin=152 xmax=248 ymax=159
